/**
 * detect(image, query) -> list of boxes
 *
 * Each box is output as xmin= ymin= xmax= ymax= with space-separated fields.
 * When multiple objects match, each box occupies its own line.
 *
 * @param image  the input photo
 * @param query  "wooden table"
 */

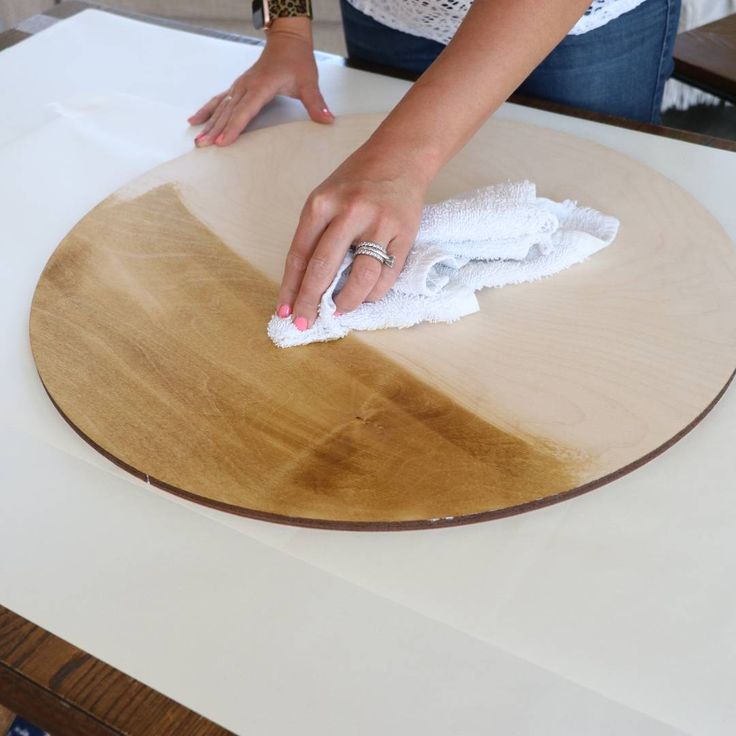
xmin=2 ymin=4 xmax=735 ymax=735
xmin=673 ymin=13 xmax=736 ymax=104
xmin=0 ymin=605 xmax=232 ymax=735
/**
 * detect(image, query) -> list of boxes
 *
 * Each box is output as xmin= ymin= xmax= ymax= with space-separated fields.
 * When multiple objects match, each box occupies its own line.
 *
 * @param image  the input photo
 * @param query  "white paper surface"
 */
xmin=1 ymin=10 xmax=735 ymax=735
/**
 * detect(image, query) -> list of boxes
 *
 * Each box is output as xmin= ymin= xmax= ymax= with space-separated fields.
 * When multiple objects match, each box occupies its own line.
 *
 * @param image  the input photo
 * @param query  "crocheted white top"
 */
xmin=344 ymin=0 xmax=648 ymax=43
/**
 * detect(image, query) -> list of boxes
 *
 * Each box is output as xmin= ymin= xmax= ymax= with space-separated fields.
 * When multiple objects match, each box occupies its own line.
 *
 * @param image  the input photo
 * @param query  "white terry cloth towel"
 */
xmin=267 ymin=180 xmax=619 ymax=348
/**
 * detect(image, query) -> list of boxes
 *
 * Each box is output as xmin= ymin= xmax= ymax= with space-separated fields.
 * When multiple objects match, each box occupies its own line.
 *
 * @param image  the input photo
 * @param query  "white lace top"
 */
xmin=344 ymin=0 xmax=648 ymax=44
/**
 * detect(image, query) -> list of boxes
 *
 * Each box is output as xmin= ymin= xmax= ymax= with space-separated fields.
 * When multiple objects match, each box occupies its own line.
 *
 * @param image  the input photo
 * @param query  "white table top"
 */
xmin=1 ymin=10 xmax=735 ymax=735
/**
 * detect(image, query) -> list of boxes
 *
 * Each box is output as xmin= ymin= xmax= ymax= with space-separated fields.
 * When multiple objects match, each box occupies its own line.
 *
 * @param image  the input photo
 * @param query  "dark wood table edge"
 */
xmin=672 ymin=65 xmax=736 ymax=106
xmin=344 ymin=55 xmax=736 ymax=152
xmin=1 ymin=3 xmax=734 ymax=734
xmin=0 ymin=606 xmax=234 ymax=735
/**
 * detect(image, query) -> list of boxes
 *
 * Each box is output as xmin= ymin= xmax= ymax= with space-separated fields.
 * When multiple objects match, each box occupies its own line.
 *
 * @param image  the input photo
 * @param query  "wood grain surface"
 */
xmin=29 ymin=113 xmax=736 ymax=530
xmin=0 ymin=704 xmax=15 ymax=734
xmin=0 ymin=606 xmax=233 ymax=736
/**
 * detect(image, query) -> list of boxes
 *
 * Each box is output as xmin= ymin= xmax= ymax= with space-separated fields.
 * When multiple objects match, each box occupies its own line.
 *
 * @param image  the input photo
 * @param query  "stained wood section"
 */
xmin=29 ymin=113 xmax=736 ymax=529
xmin=0 ymin=704 xmax=15 ymax=734
xmin=31 ymin=184 xmax=579 ymax=526
xmin=0 ymin=605 xmax=233 ymax=736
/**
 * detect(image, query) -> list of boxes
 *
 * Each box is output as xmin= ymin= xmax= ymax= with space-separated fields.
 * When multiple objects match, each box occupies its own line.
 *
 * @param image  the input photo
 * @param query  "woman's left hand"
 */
xmin=276 ymin=142 xmax=430 ymax=330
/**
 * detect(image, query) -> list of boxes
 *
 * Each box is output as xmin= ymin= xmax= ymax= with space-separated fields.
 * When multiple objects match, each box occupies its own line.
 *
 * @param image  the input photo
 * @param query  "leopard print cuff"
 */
xmin=268 ymin=0 xmax=312 ymax=19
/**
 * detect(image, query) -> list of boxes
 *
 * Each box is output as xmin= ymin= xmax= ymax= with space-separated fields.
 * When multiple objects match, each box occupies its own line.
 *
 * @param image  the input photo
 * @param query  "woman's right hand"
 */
xmin=188 ymin=17 xmax=334 ymax=148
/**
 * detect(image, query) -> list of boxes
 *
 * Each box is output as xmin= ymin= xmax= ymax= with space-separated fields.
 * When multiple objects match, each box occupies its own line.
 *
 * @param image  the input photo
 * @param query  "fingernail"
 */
xmin=215 ymin=133 xmax=225 ymax=145
xmin=195 ymin=136 xmax=208 ymax=147
xmin=277 ymin=304 xmax=292 ymax=318
xmin=333 ymin=310 xmax=343 ymax=317
xmin=322 ymin=107 xmax=334 ymax=118
xmin=294 ymin=316 xmax=308 ymax=332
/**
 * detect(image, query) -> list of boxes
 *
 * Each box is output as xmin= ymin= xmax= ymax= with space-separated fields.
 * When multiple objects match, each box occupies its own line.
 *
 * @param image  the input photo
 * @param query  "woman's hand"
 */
xmin=276 ymin=142 xmax=431 ymax=330
xmin=188 ymin=18 xmax=333 ymax=147
xmin=270 ymin=0 xmax=592 ymax=328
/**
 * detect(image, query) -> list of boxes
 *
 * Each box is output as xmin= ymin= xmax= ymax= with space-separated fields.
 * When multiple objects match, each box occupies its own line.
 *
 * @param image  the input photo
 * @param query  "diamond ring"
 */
xmin=351 ymin=240 xmax=395 ymax=268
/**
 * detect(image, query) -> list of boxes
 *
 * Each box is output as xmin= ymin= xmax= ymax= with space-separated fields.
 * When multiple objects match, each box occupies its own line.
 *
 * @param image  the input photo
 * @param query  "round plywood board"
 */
xmin=29 ymin=112 xmax=736 ymax=530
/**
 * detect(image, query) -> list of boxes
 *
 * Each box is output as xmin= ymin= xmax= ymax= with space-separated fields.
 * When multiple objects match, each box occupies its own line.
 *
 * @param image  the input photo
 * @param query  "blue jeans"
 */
xmin=339 ymin=0 xmax=681 ymax=124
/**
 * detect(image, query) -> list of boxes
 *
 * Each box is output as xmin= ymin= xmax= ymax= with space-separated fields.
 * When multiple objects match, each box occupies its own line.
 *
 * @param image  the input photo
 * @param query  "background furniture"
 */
xmin=673 ymin=13 xmax=736 ymax=103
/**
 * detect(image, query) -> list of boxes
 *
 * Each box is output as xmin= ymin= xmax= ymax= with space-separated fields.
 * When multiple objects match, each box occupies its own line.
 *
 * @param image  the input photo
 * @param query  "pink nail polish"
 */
xmin=215 ymin=133 xmax=225 ymax=145
xmin=293 ymin=317 xmax=308 ymax=332
xmin=277 ymin=304 xmax=292 ymax=318
xmin=322 ymin=107 xmax=334 ymax=118
xmin=333 ymin=310 xmax=343 ymax=317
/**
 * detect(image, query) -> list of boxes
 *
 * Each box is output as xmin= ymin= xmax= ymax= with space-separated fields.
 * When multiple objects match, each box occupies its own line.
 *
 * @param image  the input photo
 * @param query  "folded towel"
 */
xmin=267 ymin=181 xmax=619 ymax=348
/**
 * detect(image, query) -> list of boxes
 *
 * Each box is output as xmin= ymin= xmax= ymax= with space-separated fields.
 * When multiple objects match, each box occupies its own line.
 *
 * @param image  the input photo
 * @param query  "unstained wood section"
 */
xmin=29 ymin=113 xmax=736 ymax=529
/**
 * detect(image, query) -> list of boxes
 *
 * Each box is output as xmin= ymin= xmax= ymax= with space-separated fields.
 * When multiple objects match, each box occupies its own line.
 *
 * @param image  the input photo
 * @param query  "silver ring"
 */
xmin=223 ymin=94 xmax=234 ymax=103
xmin=352 ymin=240 xmax=395 ymax=268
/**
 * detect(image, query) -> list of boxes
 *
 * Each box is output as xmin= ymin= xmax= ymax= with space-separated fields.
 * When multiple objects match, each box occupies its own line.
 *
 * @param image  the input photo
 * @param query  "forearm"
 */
xmin=364 ymin=0 xmax=592 ymax=185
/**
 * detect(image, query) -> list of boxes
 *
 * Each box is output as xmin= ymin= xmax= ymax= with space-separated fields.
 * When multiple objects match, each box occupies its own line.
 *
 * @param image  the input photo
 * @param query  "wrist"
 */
xmin=361 ymin=127 xmax=444 ymax=189
xmin=348 ymin=137 xmax=438 ymax=194
xmin=267 ymin=15 xmax=312 ymax=39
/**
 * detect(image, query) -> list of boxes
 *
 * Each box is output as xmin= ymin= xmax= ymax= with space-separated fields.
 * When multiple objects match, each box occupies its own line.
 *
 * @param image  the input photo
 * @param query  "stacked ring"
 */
xmin=352 ymin=240 xmax=395 ymax=268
